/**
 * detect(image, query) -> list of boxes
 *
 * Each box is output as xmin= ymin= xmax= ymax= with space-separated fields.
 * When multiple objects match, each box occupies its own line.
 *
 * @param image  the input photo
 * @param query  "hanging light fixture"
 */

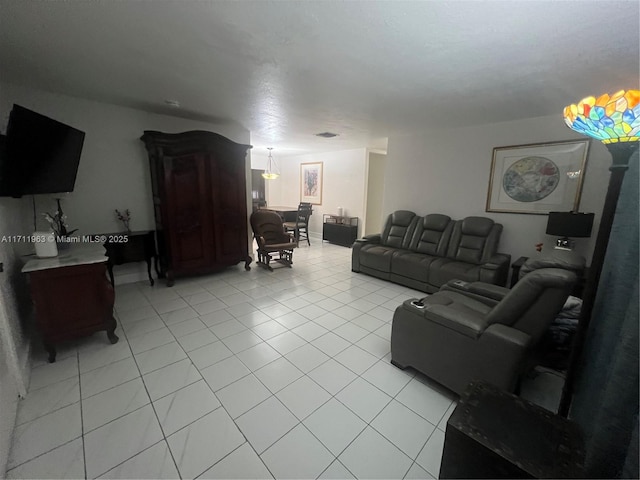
xmin=262 ymin=147 xmax=280 ymax=180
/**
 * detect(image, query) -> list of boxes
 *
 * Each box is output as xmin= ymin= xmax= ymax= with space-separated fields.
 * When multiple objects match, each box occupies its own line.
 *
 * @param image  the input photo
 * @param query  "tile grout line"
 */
xmin=144 ymin=274 xmax=389 ymax=471
xmin=154 ymin=271 xmax=423 ymax=472
xmin=16 ymin=248 xmax=439 ymax=480
xmin=76 ymin=349 xmax=88 ymax=480
xmin=11 ymin=377 xmax=81 ymax=428
xmin=193 ymin=299 xmax=346 ymax=469
xmin=118 ymin=309 xmax=185 ymax=480
xmin=5 ymin=437 xmax=83 ymax=475
xmin=156 ymin=300 xmax=279 ymax=480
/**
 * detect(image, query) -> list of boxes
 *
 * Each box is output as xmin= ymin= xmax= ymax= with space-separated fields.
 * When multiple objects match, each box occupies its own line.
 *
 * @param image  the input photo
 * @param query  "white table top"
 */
xmin=261 ymin=206 xmax=299 ymax=212
xmin=22 ymin=243 xmax=108 ymax=273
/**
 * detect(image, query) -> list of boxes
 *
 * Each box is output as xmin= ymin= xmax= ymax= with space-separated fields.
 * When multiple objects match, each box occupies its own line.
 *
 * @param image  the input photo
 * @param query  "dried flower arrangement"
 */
xmin=115 ymin=209 xmax=131 ymax=232
xmin=43 ymin=199 xmax=77 ymax=237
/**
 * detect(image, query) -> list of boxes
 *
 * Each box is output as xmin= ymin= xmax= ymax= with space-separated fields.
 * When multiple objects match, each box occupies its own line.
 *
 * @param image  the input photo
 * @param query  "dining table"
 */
xmin=260 ymin=205 xmax=299 ymax=222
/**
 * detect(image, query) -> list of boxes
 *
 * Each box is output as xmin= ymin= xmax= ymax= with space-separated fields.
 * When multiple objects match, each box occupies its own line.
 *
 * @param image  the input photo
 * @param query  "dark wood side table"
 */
xmin=510 ymin=256 xmax=528 ymax=288
xmin=322 ymin=215 xmax=358 ymax=247
xmin=102 ymin=230 xmax=158 ymax=286
xmin=22 ymin=244 xmax=118 ymax=363
xmin=440 ymin=381 xmax=585 ymax=479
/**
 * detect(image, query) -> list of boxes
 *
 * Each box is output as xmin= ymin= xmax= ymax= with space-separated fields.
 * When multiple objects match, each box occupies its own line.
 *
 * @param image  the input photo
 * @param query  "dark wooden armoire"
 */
xmin=141 ymin=130 xmax=253 ymax=286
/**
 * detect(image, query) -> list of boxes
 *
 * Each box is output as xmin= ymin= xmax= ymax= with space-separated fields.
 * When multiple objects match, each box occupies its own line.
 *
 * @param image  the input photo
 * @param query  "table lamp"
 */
xmin=546 ymin=211 xmax=594 ymax=250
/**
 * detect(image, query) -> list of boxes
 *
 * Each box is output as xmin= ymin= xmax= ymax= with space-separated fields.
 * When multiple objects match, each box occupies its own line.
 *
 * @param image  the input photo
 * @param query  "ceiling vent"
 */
xmin=315 ymin=132 xmax=339 ymax=138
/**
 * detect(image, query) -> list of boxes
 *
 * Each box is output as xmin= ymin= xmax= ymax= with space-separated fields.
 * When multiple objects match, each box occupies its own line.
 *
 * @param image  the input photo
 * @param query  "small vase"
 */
xmin=56 ymin=236 xmax=71 ymax=251
xmin=34 ymin=232 xmax=58 ymax=258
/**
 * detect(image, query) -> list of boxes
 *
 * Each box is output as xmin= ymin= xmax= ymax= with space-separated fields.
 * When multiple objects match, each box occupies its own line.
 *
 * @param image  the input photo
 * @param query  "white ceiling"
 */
xmin=1 ymin=1 xmax=638 ymax=156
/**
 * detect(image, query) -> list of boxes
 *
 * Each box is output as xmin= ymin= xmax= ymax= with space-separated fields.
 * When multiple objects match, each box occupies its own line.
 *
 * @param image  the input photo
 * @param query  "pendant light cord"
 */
xmin=32 ymin=195 xmax=37 ymax=231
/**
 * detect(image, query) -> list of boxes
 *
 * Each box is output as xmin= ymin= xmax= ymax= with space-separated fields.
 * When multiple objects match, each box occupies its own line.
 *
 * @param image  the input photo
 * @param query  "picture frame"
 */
xmin=486 ymin=139 xmax=590 ymax=214
xmin=300 ymin=162 xmax=323 ymax=205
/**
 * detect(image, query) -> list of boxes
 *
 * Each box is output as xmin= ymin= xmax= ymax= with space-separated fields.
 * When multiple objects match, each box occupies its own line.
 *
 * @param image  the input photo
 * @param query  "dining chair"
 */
xmin=284 ymin=203 xmax=313 ymax=246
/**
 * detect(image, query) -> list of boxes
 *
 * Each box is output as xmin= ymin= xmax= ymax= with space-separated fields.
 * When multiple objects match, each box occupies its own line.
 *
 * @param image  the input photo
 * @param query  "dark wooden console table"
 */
xmin=102 ymin=230 xmax=159 ymax=286
xmin=440 ymin=381 xmax=584 ymax=478
xmin=323 ymin=215 xmax=358 ymax=247
xmin=22 ymin=244 xmax=118 ymax=363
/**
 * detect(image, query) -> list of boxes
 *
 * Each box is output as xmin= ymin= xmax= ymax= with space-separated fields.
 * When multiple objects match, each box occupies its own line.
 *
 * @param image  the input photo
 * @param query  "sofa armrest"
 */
xmin=482 ymin=253 xmax=511 ymax=270
xmin=479 ymin=324 xmax=531 ymax=365
xmin=479 ymin=253 xmax=511 ymax=286
xmin=483 ymin=323 xmax=530 ymax=348
xmin=277 ymin=232 xmax=296 ymax=244
xmin=403 ymin=298 xmax=487 ymax=338
xmin=361 ymin=233 xmax=382 ymax=243
xmin=352 ymin=234 xmax=381 ymax=272
xmin=441 ymin=280 xmax=510 ymax=307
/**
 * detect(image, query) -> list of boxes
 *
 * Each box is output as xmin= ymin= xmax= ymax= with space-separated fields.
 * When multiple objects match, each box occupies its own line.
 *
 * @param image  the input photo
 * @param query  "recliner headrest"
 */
xmin=517 ymin=267 xmax=578 ymax=290
xmin=423 ymin=214 xmax=451 ymax=231
xmin=390 ymin=210 xmax=416 ymax=226
xmin=461 ymin=217 xmax=495 ymax=236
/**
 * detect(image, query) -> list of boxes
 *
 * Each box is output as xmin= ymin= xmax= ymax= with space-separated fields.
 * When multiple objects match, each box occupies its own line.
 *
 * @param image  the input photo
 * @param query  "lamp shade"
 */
xmin=546 ymin=211 xmax=594 ymax=238
xmin=563 ymin=90 xmax=640 ymax=143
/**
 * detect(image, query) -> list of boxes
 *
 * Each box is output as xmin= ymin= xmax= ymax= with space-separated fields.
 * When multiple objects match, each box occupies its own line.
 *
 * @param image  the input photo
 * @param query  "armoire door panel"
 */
xmin=176 ymin=231 xmax=207 ymax=262
xmin=164 ymin=154 xmax=214 ymax=270
xmin=209 ymin=156 xmax=248 ymax=263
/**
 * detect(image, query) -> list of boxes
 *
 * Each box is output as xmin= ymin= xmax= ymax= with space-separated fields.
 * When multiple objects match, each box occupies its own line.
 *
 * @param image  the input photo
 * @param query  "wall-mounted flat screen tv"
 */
xmin=0 ymin=105 xmax=85 ymax=197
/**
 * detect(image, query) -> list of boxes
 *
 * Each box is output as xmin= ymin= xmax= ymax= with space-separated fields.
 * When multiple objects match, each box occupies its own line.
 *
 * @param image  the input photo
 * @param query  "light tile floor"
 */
xmin=9 ymin=241 xmax=468 ymax=479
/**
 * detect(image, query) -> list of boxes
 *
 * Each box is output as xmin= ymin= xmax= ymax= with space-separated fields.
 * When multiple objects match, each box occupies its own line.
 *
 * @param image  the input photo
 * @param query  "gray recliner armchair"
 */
xmin=390 ymin=268 xmax=577 ymax=395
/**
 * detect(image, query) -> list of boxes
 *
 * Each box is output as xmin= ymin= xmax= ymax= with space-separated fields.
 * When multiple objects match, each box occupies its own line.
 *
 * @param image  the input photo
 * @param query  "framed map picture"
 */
xmin=301 ymin=162 xmax=323 ymax=205
xmin=486 ymin=140 xmax=590 ymax=214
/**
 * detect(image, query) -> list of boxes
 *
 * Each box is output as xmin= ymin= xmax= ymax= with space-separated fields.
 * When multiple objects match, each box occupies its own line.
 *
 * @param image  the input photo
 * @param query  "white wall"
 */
xmin=385 ymin=114 xmax=610 ymax=263
xmin=0 ymin=196 xmax=33 ymax=476
xmin=250 ymin=152 xmax=269 ymax=171
xmin=0 ymin=83 xmax=250 ymax=237
xmin=364 ymin=152 xmax=387 ymax=235
xmin=266 ymin=149 xmax=368 ymax=237
xmin=0 ymin=339 xmax=17 ymax=478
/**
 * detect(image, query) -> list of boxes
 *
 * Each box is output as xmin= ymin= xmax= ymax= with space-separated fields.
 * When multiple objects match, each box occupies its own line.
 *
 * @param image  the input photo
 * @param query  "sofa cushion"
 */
xmin=447 ymin=217 xmax=502 ymax=265
xmin=428 ymin=258 xmax=483 ymax=287
xmin=391 ymin=251 xmax=438 ymax=282
xmin=360 ymin=244 xmax=396 ymax=272
xmin=381 ymin=210 xmax=417 ymax=249
xmin=409 ymin=214 xmax=452 ymax=256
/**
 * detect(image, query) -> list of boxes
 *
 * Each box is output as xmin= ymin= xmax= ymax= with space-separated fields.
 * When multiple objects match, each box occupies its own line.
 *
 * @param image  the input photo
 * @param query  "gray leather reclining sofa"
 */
xmin=352 ymin=210 xmax=510 ymax=293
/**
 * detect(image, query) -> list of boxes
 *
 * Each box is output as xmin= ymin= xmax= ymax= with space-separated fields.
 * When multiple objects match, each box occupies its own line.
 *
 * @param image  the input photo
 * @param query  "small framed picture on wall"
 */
xmin=300 ymin=162 xmax=323 ymax=205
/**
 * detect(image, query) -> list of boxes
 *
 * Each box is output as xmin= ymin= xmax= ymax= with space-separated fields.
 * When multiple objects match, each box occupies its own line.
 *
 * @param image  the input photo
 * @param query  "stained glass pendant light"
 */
xmin=262 ymin=147 xmax=280 ymax=180
xmin=559 ymin=89 xmax=639 ymax=417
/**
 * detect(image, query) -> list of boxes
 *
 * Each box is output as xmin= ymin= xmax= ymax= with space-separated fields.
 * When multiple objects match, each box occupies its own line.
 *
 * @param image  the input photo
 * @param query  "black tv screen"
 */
xmin=0 ymin=105 xmax=85 ymax=197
